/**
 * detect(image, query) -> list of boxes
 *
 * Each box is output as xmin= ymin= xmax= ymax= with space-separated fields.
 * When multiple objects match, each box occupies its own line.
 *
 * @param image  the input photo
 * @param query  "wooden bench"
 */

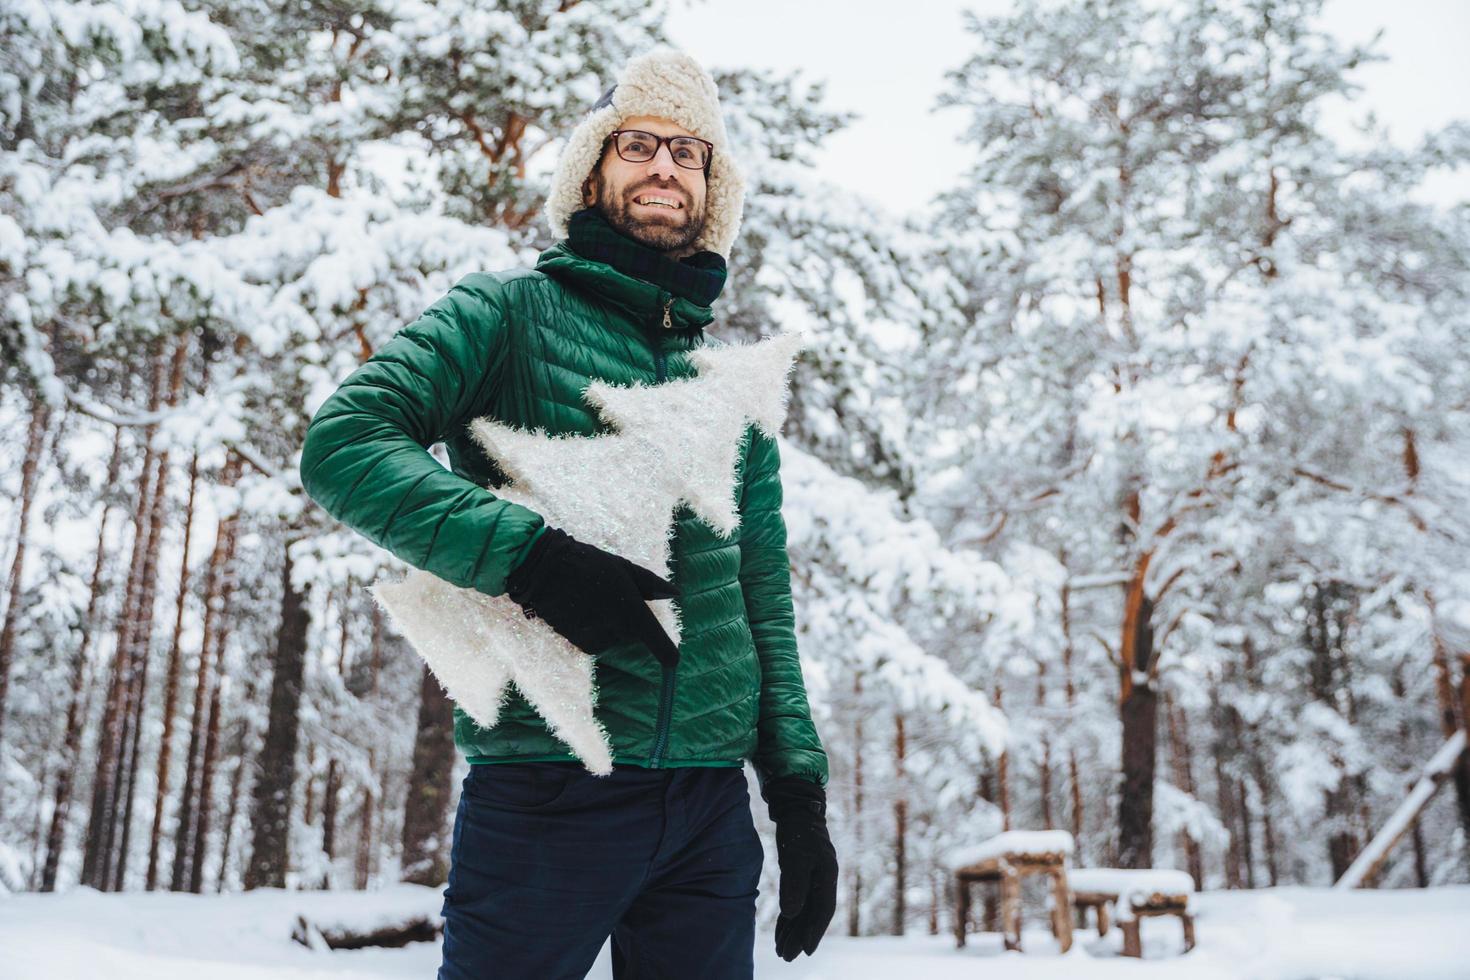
xmin=948 ymin=830 xmax=1075 ymax=953
xmin=1068 ymin=868 xmax=1195 ymax=957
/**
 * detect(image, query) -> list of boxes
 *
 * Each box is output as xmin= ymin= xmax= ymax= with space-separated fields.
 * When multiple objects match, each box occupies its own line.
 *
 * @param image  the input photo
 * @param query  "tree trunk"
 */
xmin=115 ymin=393 xmax=179 ymax=888
xmin=1238 ymin=777 xmax=1258 ymax=888
xmin=148 ymin=446 xmax=200 ymax=890
xmin=1456 ymin=652 xmax=1470 ymax=870
xmin=993 ymin=682 xmax=1011 ymax=831
xmin=1118 ymin=680 xmax=1158 ymax=870
xmin=0 ymin=394 xmax=52 ymax=783
xmin=244 ymin=539 xmax=310 ymax=890
xmin=1117 ymin=582 xmax=1158 ymax=871
xmin=171 ymin=453 xmax=241 ymax=891
xmin=891 ymin=711 xmax=906 ymax=936
xmin=1059 ymin=575 xmax=1085 ymax=852
xmin=1164 ymin=694 xmax=1204 ymax=887
xmin=1253 ymin=756 xmax=1281 ymax=886
xmin=83 ymin=351 xmax=164 ymax=888
xmin=1037 ymin=667 xmax=1054 ymax=831
xmin=355 ymin=756 xmax=376 ymax=891
xmin=1210 ymin=683 xmax=1243 ymax=888
xmin=322 ymin=758 xmax=342 ymax=888
xmin=1426 ymin=592 xmax=1470 ymax=848
xmin=41 ymin=428 xmax=124 ymax=891
xmin=848 ymin=670 xmax=863 ymax=936
xmin=400 ymin=662 xmax=456 ymax=886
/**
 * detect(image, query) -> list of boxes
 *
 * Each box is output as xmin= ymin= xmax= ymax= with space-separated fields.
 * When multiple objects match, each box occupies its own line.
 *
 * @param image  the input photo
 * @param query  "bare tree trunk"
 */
xmin=848 ymin=671 xmax=863 ymax=936
xmin=1059 ymin=576 xmax=1085 ymax=852
xmin=891 ymin=711 xmax=907 ymax=936
xmin=41 ymin=429 xmax=124 ymax=891
xmin=355 ymin=756 xmax=376 ymax=891
xmin=1238 ymin=777 xmax=1257 ymax=888
xmin=1118 ymin=585 xmax=1158 ymax=870
xmin=1037 ymin=665 xmax=1054 ymax=830
xmin=928 ymin=866 xmax=940 ymax=936
xmin=1306 ymin=580 xmax=1360 ymax=880
xmin=401 ymin=663 xmax=457 ymax=886
xmin=245 ymin=539 xmax=310 ymax=890
xmin=1459 ymin=654 xmax=1470 ymax=872
xmin=1411 ymin=786 xmax=1430 ymax=887
xmin=0 ymin=394 xmax=52 ymax=784
xmin=148 ymin=445 xmax=200 ymax=890
xmin=1164 ymin=694 xmax=1204 ymax=887
xmin=84 ymin=350 xmax=165 ymax=889
xmin=190 ymin=543 xmax=246 ymax=895
xmin=1426 ymin=593 xmax=1470 ymax=848
xmin=354 ymin=606 xmax=386 ymax=891
xmin=322 ymin=759 xmax=341 ymax=888
xmin=1210 ymin=682 xmax=1243 ymax=888
xmin=115 ymin=381 xmax=180 ymax=889
xmin=214 ymin=676 xmax=257 ymax=896
xmin=171 ymin=453 xmax=241 ymax=891
xmin=1253 ymin=756 xmax=1281 ymax=886
xmin=214 ymin=756 xmax=247 ymax=893
xmin=993 ymin=682 xmax=1011 ymax=831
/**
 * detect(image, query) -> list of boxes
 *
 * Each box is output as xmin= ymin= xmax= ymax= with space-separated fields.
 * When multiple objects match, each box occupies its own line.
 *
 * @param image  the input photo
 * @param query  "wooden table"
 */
xmin=1068 ymin=868 xmax=1195 ymax=957
xmin=951 ymin=832 xmax=1075 ymax=953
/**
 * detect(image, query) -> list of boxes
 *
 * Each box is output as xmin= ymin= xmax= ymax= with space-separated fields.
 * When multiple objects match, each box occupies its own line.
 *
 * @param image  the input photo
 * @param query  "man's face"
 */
xmin=582 ymin=114 xmax=709 ymax=257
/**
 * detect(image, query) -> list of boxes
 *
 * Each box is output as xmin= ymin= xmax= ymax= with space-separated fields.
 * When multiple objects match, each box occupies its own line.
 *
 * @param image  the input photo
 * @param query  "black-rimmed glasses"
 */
xmin=605 ymin=129 xmax=713 ymax=172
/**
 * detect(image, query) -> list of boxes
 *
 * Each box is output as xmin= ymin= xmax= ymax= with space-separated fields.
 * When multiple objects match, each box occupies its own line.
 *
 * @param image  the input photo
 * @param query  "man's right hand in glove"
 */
xmin=504 ymin=526 xmax=682 ymax=669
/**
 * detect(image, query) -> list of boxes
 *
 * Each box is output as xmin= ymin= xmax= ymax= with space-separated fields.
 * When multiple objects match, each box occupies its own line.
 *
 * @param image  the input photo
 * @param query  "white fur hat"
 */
xmin=543 ymin=46 xmax=747 ymax=259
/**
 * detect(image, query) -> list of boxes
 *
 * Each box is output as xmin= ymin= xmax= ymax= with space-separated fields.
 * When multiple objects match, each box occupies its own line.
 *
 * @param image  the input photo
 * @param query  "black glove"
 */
xmin=762 ymin=774 xmax=838 ymax=961
xmin=505 ymin=526 xmax=682 ymax=669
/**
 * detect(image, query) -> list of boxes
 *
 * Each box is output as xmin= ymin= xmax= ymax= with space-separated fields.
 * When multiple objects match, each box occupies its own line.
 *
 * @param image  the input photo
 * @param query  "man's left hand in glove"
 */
xmin=761 ymin=774 xmax=838 ymax=961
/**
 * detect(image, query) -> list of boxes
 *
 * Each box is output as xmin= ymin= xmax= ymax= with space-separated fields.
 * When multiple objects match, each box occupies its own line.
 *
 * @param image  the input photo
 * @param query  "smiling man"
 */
xmin=298 ymin=46 xmax=835 ymax=979
xmin=581 ymin=113 xmax=711 ymax=256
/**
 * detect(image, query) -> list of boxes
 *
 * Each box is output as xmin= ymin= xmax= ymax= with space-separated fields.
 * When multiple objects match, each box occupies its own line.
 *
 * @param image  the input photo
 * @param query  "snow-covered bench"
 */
xmin=1068 ymin=867 xmax=1195 ymax=957
xmin=947 ymin=830 xmax=1075 ymax=953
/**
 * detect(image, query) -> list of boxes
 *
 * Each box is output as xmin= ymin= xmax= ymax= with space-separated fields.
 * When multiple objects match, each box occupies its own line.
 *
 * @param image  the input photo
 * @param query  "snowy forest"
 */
xmin=3 ymin=0 xmax=1470 ymax=975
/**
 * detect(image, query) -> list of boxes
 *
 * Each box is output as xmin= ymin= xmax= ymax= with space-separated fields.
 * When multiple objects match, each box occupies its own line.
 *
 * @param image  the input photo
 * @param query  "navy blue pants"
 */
xmin=438 ymin=761 xmax=764 ymax=980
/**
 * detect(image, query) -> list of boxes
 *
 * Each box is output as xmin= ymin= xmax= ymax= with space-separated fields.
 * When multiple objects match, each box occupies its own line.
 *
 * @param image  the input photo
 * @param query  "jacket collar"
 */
xmin=534 ymin=241 xmax=717 ymax=338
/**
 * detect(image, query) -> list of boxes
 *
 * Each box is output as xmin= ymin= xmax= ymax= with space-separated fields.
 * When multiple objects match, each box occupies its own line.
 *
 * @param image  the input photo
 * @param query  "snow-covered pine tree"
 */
xmin=924 ymin=0 xmax=1470 ymax=881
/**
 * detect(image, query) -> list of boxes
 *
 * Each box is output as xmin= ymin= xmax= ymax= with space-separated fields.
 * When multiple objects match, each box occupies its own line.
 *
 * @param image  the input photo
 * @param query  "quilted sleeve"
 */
xmin=299 ymin=272 xmax=547 ymax=597
xmin=737 ymin=425 xmax=830 ymax=792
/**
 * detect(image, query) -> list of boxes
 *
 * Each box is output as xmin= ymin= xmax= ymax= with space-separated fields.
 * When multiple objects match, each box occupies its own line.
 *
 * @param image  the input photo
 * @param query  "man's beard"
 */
xmin=592 ymin=172 xmax=706 ymax=253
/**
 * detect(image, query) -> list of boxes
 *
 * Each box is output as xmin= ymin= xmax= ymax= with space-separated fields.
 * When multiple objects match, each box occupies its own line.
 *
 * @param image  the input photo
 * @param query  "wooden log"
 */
xmin=1335 ymin=729 xmax=1467 ymax=889
xmin=292 ymin=914 xmax=441 ymax=951
xmin=954 ymin=875 xmax=970 ymax=948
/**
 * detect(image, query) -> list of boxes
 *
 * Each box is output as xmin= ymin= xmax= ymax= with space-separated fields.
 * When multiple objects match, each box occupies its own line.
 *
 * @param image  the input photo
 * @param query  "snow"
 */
xmin=1069 ymin=868 xmax=1195 ymax=896
xmin=946 ymin=830 xmax=1076 ymax=871
xmin=2 ymin=885 xmax=1467 ymax=979
xmin=1068 ymin=868 xmax=1197 ymax=919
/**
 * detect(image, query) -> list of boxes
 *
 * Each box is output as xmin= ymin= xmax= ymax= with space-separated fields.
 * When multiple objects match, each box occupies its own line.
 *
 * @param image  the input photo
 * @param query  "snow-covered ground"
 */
xmin=3 ymin=884 xmax=1467 ymax=979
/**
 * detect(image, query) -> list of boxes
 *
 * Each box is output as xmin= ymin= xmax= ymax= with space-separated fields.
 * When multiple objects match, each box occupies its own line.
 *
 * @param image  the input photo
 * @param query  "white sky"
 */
xmin=663 ymin=0 xmax=1470 ymax=215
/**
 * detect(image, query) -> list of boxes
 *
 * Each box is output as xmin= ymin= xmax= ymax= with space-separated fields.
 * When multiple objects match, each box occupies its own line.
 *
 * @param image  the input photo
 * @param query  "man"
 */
xmin=298 ymin=46 xmax=837 ymax=979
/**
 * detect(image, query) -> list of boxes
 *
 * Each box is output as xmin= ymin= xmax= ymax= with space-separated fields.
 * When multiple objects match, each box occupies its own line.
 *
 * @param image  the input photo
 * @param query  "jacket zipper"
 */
xmin=650 ymin=295 xmax=675 ymax=767
xmin=650 ymin=666 xmax=676 ymax=768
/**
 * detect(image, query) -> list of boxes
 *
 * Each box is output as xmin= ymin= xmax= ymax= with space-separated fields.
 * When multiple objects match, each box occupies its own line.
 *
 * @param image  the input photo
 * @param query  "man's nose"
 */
xmin=644 ymin=142 xmax=682 ymax=181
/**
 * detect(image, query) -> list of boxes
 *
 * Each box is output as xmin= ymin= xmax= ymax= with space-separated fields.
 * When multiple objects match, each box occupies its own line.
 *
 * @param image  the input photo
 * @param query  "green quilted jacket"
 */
xmin=298 ymin=240 xmax=828 ymax=790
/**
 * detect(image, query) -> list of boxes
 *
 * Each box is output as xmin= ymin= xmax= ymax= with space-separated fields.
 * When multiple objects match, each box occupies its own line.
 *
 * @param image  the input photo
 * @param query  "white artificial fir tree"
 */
xmin=369 ymin=331 xmax=806 ymax=774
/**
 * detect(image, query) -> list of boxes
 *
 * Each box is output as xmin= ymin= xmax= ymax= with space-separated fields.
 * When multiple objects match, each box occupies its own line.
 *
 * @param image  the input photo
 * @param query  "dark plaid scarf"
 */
xmin=566 ymin=206 xmax=727 ymax=307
